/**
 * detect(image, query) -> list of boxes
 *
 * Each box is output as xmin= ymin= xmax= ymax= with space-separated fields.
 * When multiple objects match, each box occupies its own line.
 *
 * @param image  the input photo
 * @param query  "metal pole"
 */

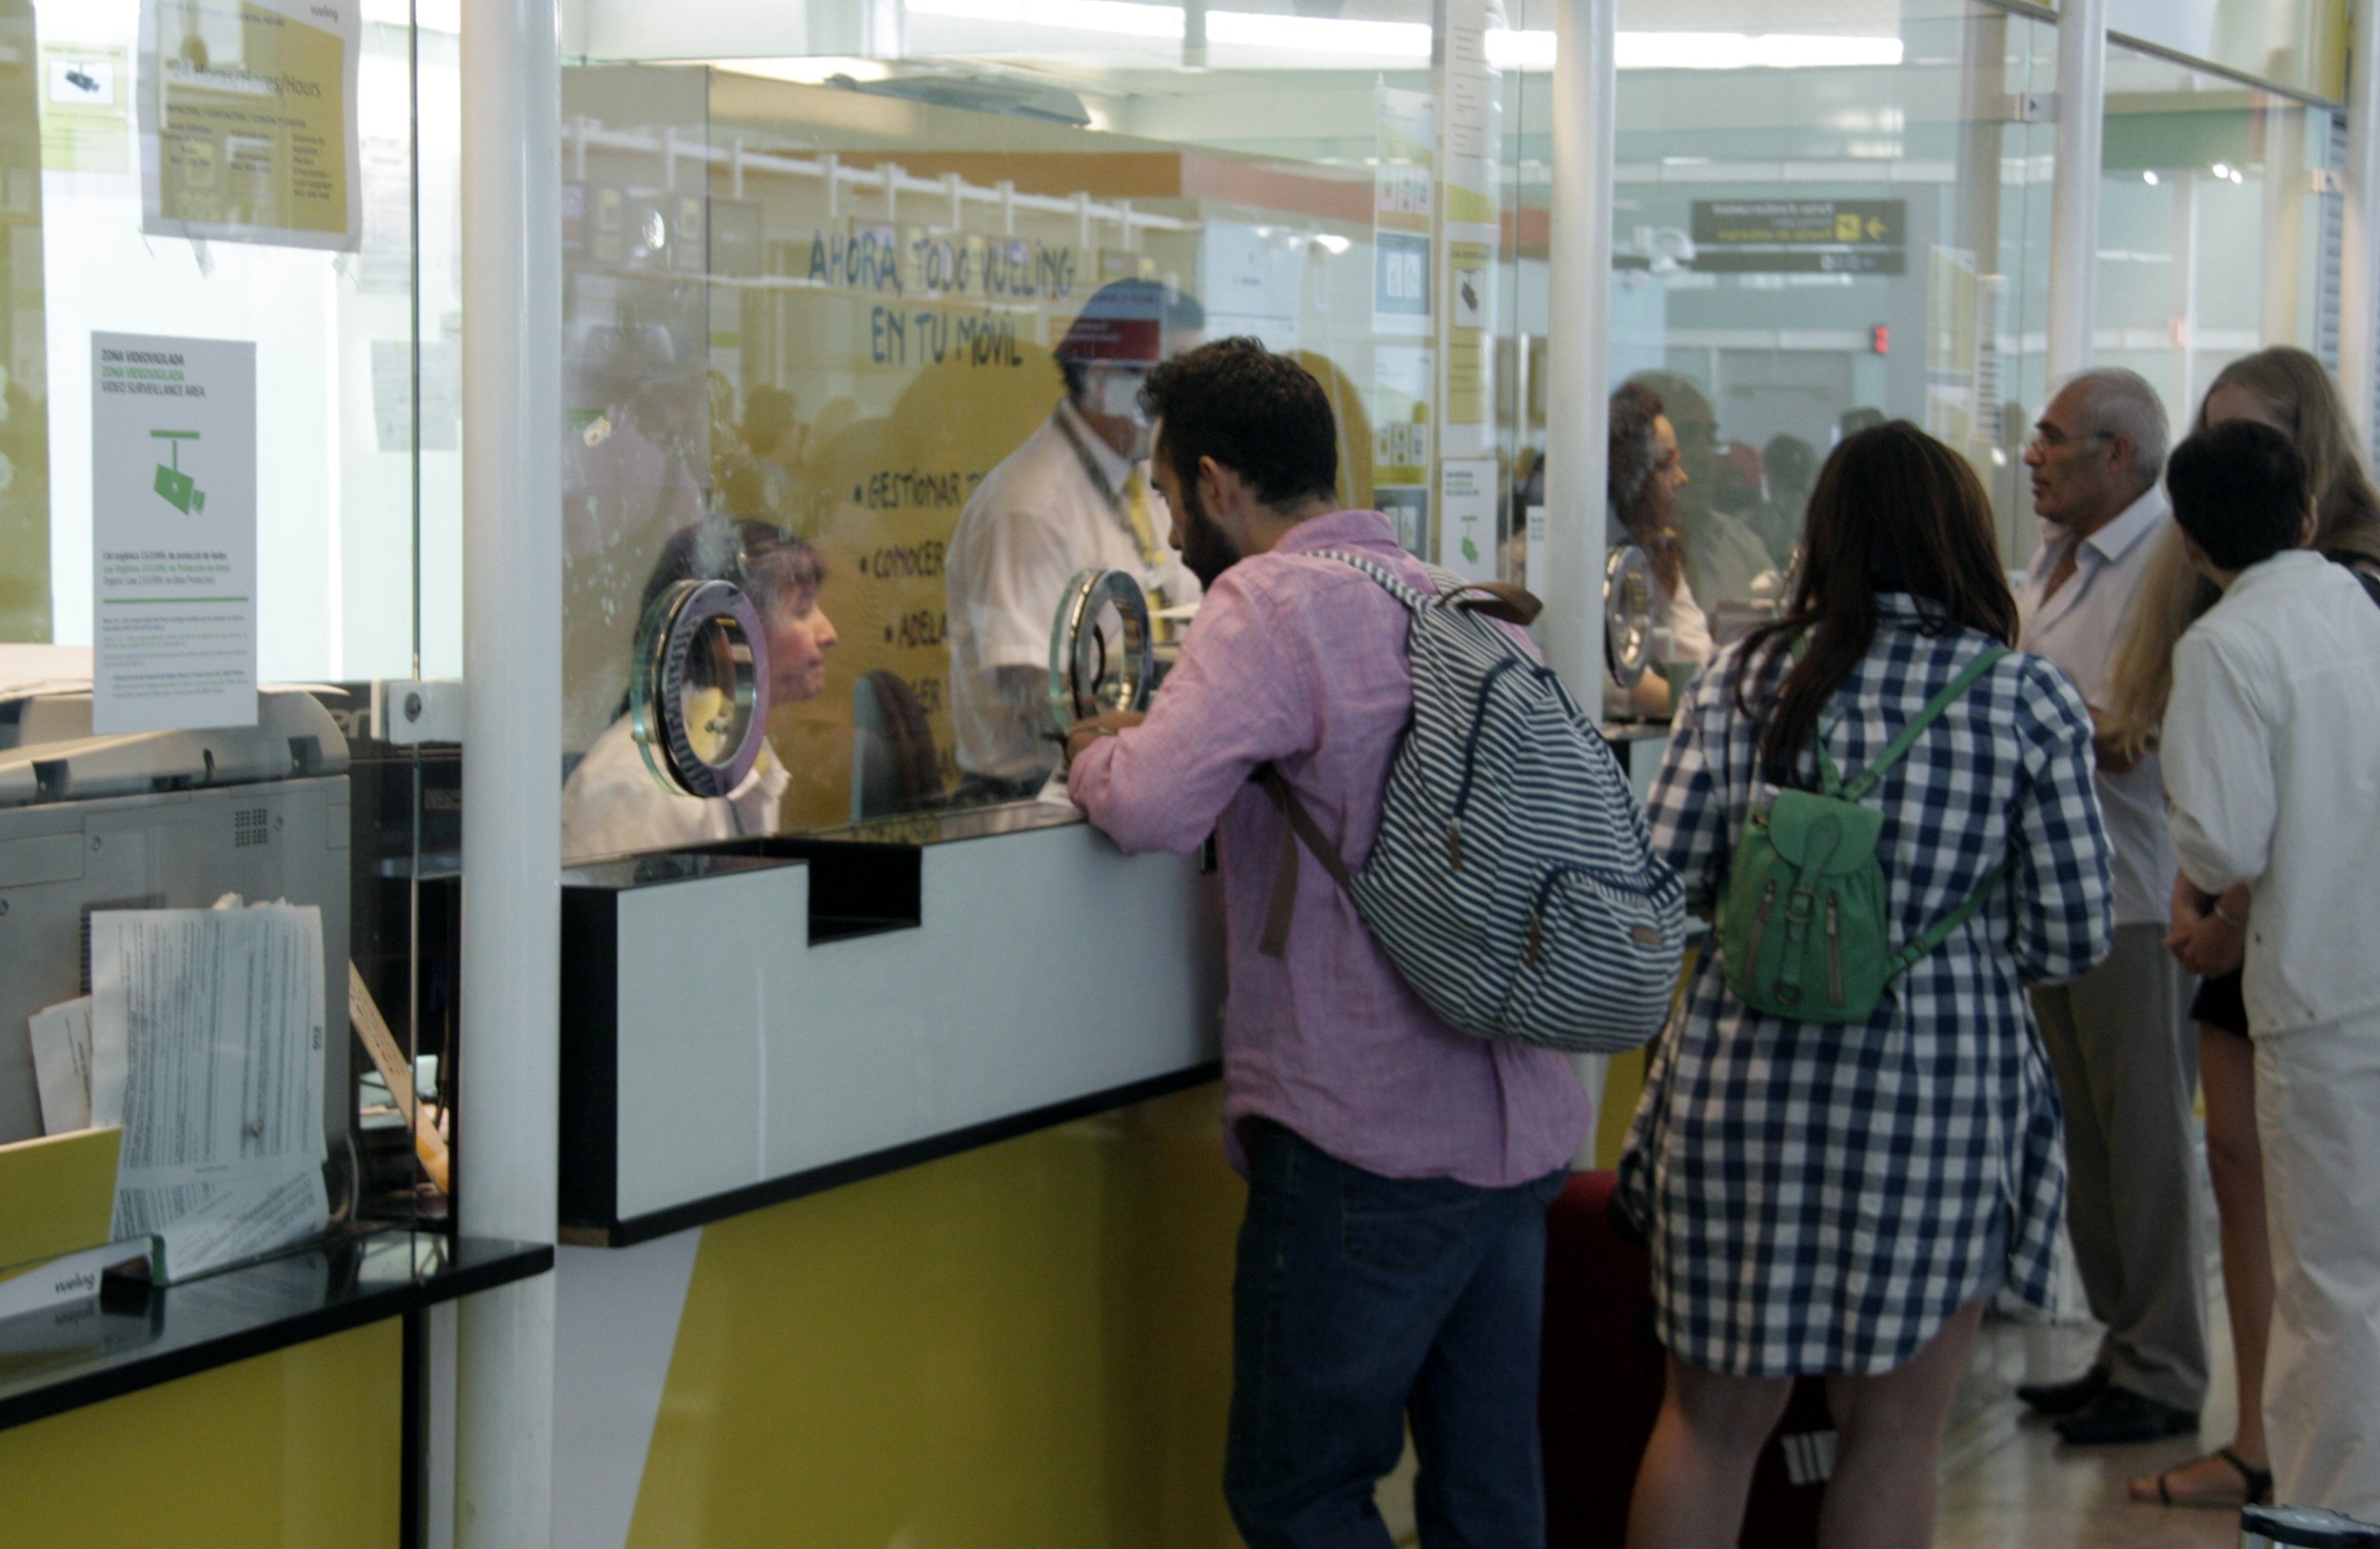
xmin=2046 ymin=0 xmax=2107 ymax=382
xmin=1543 ymin=0 xmax=1615 ymax=695
xmin=2342 ymin=0 xmax=2380 ymax=460
xmin=456 ymin=0 xmax=562 ymax=1543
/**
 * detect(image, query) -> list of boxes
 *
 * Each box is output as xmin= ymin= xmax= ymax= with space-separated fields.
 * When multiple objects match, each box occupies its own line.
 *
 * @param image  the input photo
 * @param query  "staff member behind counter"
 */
xmin=944 ymin=278 xmax=1205 ymax=802
xmin=563 ymin=519 xmax=839 ymax=863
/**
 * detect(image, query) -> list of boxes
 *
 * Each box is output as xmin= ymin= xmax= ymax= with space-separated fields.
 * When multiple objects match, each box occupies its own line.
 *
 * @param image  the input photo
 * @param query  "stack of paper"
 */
xmin=83 ymin=902 xmax=332 ymax=1284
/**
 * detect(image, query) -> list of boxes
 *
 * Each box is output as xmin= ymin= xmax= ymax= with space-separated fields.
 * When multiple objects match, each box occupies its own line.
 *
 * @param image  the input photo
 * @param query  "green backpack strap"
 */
xmin=1792 ymin=637 xmax=2006 ymax=801
xmin=1884 ymin=858 xmax=2011 ymax=977
xmin=1836 ymin=645 xmax=2008 ymax=801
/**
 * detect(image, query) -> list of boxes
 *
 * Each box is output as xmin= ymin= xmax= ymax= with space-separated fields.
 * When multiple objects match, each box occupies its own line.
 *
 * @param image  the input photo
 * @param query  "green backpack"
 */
xmin=1717 ymin=643 xmax=2009 ymax=1023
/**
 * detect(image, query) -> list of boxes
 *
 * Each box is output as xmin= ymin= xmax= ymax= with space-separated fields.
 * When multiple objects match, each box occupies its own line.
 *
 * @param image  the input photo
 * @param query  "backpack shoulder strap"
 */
xmin=1886 ymin=858 xmax=2011 ymax=977
xmin=1785 ymin=635 xmax=1850 ymax=801
xmin=1839 ymin=644 xmax=2008 ymax=802
xmin=1256 ymin=765 xmax=1354 ymax=958
xmin=1312 ymin=548 xmax=1432 ymax=611
xmin=1316 ymin=550 xmax=1544 ymax=626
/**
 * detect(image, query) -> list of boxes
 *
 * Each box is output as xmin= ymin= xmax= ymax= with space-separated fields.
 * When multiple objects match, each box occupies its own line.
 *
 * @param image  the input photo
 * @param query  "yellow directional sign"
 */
xmin=1688 ymin=198 xmax=1907 ymax=274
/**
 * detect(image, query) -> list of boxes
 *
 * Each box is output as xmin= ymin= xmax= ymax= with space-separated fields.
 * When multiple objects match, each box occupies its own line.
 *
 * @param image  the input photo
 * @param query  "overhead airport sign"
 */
xmin=1689 ymin=199 xmax=1906 ymax=275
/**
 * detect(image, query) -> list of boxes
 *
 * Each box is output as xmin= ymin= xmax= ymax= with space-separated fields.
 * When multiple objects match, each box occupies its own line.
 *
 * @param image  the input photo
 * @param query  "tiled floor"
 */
xmin=1375 ymin=1299 xmax=2248 ymax=1546
xmin=1937 ymin=1305 xmax=2245 ymax=1549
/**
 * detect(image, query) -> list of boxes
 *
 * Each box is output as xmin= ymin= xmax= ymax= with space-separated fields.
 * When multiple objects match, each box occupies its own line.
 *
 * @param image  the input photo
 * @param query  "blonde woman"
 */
xmin=2101 ymin=347 xmax=2380 ymax=1507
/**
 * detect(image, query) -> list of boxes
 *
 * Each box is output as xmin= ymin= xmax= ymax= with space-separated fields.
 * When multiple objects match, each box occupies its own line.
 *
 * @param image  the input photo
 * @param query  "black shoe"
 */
xmin=2053 ymin=1386 xmax=2200 ymax=1445
xmin=2015 ymin=1363 xmax=2110 ymax=1416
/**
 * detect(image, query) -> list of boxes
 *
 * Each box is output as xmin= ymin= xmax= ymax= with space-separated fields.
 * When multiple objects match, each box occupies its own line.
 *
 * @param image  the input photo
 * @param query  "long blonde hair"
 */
xmin=2101 ymin=348 xmax=2380 ymax=757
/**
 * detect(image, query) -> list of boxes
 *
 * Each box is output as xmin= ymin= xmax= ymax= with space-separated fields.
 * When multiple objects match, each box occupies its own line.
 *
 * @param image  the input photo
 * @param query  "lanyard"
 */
xmin=1053 ymin=408 xmax=1163 ymax=568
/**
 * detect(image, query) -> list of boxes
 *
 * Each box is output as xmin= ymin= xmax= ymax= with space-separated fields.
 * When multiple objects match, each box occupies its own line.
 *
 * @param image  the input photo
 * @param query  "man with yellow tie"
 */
xmin=945 ymin=278 xmax=1205 ymax=801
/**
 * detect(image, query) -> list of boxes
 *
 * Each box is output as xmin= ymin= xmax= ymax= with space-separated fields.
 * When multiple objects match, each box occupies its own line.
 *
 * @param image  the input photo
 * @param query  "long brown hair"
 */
xmin=1733 ymin=422 xmax=2018 ymax=786
xmin=2101 ymin=347 xmax=2380 ymax=757
xmin=1608 ymin=381 xmax=1687 ymax=592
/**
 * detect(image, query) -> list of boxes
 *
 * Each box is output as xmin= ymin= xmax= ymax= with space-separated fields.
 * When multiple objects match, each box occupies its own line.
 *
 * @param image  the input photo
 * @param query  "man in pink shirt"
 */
xmin=1066 ymin=338 xmax=1591 ymax=1547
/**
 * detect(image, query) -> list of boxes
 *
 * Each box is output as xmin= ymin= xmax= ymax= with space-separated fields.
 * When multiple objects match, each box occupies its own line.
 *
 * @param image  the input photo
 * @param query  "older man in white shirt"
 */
xmin=2011 ymin=368 xmax=2209 ymax=1445
xmin=945 ymin=280 xmax=1205 ymax=800
xmin=2162 ymin=420 xmax=2380 ymax=1519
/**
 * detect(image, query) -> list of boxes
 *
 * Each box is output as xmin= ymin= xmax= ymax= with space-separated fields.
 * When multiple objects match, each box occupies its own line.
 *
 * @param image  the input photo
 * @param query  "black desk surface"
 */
xmin=0 ymin=1229 xmax=551 ymax=1433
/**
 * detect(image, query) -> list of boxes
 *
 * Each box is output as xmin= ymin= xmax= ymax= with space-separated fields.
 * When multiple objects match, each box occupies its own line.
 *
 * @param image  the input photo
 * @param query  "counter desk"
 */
xmin=547 ymin=805 xmax=1237 ymax=1548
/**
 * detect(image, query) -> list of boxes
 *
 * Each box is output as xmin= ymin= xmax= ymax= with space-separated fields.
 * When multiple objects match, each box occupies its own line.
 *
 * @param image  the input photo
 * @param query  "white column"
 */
xmin=456 ymin=0 xmax=563 ymax=1545
xmin=1541 ymin=0 xmax=1616 ymax=694
xmin=2045 ymin=0 xmax=2106 ymax=383
xmin=1548 ymin=0 xmax=1619 ymax=1158
xmin=2342 ymin=0 xmax=2380 ymax=461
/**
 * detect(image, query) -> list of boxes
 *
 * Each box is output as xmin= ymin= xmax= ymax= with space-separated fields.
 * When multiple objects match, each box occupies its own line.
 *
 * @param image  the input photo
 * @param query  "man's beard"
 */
xmin=1178 ymin=479 xmax=1241 ymax=589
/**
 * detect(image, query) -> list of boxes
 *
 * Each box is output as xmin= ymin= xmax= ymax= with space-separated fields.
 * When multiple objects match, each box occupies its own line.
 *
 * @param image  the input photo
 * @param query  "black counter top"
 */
xmin=0 ymin=1229 xmax=550 ymax=1432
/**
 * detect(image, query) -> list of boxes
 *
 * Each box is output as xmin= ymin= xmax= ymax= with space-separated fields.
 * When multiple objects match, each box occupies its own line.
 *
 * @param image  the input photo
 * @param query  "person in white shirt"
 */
xmin=2009 ymin=367 xmax=2210 ymax=1445
xmin=563 ymin=520 xmax=837 ymax=863
xmin=2161 ymin=418 xmax=2380 ymax=1521
xmin=944 ymin=279 xmax=1205 ymax=799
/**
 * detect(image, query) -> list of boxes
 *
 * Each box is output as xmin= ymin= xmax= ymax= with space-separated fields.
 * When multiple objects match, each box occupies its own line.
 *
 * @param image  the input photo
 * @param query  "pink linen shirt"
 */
xmin=1067 ymin=508 xmax=1592 ymax=1187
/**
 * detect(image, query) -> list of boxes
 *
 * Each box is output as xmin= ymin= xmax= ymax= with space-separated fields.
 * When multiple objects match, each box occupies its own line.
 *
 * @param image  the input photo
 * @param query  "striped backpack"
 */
xmin=1258 ymin=551 xmax=1687 ymax=1054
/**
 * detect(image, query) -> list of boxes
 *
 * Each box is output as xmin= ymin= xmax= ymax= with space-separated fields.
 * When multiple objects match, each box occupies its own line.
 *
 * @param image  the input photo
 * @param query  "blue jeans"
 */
xmin=1224 ymin=1119 xmax=1566 ymax=1549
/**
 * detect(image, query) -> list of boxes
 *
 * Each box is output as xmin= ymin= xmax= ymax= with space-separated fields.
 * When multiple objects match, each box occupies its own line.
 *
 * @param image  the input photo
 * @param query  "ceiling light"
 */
xmin=1207 ymin=11 xmax=1430 ymax=57
xmin=2142 ymin=169 xmax=2159 ymax=185
xmin=905 ymin=0 xmax=1184 ymax=39
xmin=1618 ymin=32 xmax=1904 ymax=70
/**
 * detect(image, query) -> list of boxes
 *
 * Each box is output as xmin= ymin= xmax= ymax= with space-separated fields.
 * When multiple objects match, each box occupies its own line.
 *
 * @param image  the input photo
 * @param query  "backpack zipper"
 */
xmin=1447 ymin=657 xmax=1525 ymax=863
xmin=1825 ymin=892 xmax=1845 ymax=1006
xmin=1744 ymin=878 xmax=1778 ymax=971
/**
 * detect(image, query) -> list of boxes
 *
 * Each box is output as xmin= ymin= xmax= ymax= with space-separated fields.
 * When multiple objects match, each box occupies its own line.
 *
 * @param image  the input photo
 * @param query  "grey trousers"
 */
xmin=2030 ymin=923 xmax=2209 ymax=1412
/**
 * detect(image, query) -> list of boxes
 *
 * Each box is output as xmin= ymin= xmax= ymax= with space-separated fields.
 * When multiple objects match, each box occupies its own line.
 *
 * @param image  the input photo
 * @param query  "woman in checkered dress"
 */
xmin=1618 ymin=423 xmax=2114 ymax=1548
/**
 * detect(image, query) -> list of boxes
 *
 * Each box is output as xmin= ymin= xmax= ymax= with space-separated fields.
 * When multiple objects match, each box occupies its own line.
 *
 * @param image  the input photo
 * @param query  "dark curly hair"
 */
xmin=1608 ymin=381 xmax=1685 ymax=592
xmin=1139 ymin=337 xmax=1337 ymax=508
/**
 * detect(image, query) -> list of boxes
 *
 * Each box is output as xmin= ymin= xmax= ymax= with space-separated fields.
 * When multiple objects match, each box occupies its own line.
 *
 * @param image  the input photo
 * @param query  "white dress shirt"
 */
xmin=560 ymin=713 xmax=791 ymax=864
xmin=2163 ymin=549 xmax=2380 ymax=1035
xmin=2015 ymin=484 xmax=2172 ymax=927
xmin=944 ymin=400 xmax=1202 ymax=781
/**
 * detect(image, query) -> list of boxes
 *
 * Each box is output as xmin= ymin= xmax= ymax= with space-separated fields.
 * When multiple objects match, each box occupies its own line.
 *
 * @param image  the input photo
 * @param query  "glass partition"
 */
xmin=1607 ymin=1 xmax=2060 ymax=617
xmin=551 ymin=0 xmax=2350 ymax=849
xmin=2102 ymin=0 xmax=2345 ymax=104
xmin=2 ymin=0 xmax=454 ymax=1278
xmin=2095 ymin=39 xmax=2341 ymax=435
xmin=556 ymin=0 xmax=1555 ymax=845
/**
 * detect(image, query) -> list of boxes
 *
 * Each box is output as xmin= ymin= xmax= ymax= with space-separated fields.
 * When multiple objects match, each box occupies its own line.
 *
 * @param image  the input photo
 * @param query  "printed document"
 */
xmin=89 ymin=902 xmax=328 ymax=1281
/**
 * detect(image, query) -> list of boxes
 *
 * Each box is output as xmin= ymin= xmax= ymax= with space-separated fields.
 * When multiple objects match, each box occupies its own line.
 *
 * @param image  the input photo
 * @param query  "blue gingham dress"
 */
xmin=1617 ymin=599 xmax=2114 ymax=1376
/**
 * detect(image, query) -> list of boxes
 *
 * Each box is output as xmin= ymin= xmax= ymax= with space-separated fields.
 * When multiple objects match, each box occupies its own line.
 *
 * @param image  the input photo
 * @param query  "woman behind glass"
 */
xmin=1608 ymin=380 xmax=1713 ymax=719
xmin=2097 ymin=346 xmax=2380 ymax=1508
xmin=1619 ymin=423 xmax=2113 ymax=1548
xmin=561 ymin=519 xmax=839 ymax=863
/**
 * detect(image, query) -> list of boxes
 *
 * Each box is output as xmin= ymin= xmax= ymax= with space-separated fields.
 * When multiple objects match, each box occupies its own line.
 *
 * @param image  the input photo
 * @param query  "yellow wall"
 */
xmin=628 ymin=1084 xmax=1246 ymax=1549
xmin=0 ymin=1319 xmax=402 ymax=1547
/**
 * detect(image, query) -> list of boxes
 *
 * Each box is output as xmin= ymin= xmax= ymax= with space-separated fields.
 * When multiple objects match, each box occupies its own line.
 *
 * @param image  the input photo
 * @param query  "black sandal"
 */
xmin=2152 ymin=1447 xmax=2273 ymax=1508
